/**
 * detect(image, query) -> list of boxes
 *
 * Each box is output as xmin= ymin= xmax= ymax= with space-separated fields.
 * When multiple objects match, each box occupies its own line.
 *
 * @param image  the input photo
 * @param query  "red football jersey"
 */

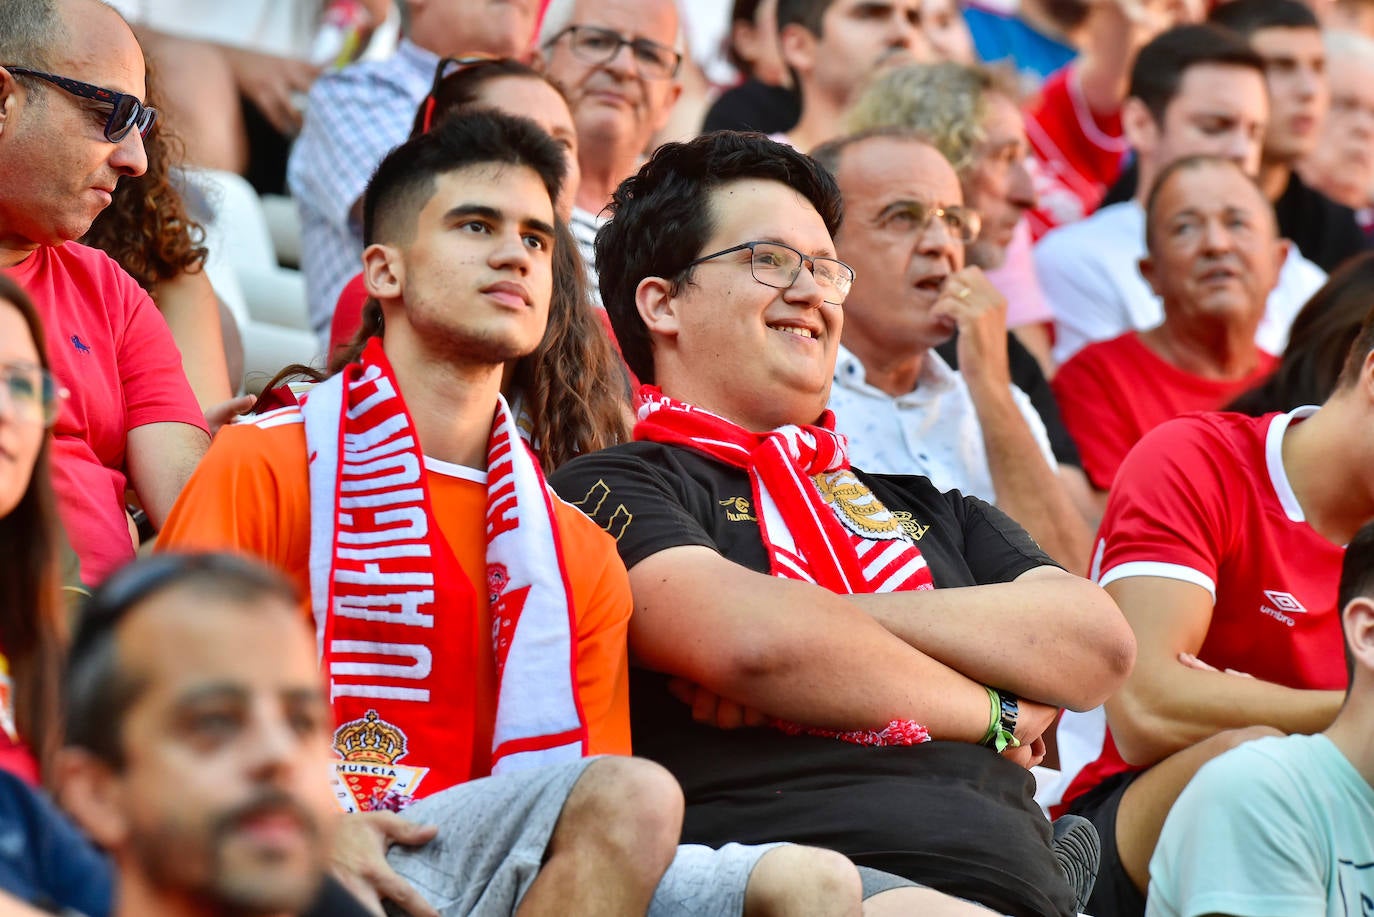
xmin=1059 ymin=408 xmax=1347 ymax=811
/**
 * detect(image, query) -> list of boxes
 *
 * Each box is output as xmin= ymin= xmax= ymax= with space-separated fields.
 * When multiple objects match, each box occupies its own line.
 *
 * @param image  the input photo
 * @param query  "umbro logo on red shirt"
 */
xmin=1259 ymin=590 xmax=1307 ymax=627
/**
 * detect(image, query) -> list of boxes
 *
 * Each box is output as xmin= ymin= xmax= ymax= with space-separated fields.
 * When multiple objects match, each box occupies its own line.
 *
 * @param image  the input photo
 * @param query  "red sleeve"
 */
xmin=1093 ymin=416 xmax=1233 ymax=598
xmin=1025 ymin=65 xmax=1129 ymax=236
xmin=1052 ymin=347 xmax=1138 ymax=490
xmin=157 ymin=420 xmax=313 ymax=602
xmin=107 ymin=258 xmax=208 ymax=433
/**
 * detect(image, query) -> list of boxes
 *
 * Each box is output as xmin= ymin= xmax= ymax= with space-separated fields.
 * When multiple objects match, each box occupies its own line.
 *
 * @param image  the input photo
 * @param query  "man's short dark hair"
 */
xmin=363 ymin=110 xmax=565 ymax=247
xmin=1337 ymin=304 xmax=1374 ymax=390
xmin=1142 ymin=154 xmax=1274 ymax=254
xmin=595 ymin=130 xmax=844 ymax=384
xmin=1208 ymin=0 xmax=1320 ymax=38
xmin=1339 ymin=520 xmax=1374 ymax=684
xmin=0 ymin=0 xmax=65 ymax=72
xmin=1129 ymin=25 xmax=1266 ymax=124
xmin=776 ymin=0 xmax=833 ymax=36
xmin=64 ymin=554 xmax=301 ymax=768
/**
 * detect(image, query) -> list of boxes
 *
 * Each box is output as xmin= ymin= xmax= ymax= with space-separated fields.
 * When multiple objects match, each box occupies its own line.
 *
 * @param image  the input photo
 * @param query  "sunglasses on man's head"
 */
xmin=419 ymin=54 xmax=504 ymax=134
xmin=3 ymin=66 xmax=157 ymax=143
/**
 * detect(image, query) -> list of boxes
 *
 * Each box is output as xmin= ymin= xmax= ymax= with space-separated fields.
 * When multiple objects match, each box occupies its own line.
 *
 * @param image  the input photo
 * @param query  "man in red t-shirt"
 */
xmin=0 ymin=0 xmax=208 ymax=584
xmin=1051 ymin=307 xmax=1374 ymax=915
xmin=1053 ymin=156 xmax=1282 ymax=496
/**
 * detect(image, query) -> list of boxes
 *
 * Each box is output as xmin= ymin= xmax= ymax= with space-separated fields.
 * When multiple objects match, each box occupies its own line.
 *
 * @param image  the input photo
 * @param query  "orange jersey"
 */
xmin=159 ymin=410 xmax=633 ymax=775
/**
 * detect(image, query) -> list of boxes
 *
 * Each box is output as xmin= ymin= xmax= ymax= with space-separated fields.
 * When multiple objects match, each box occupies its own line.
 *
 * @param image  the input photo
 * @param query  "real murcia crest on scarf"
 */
xmin=812 ymin=470 xmax=910 ymax=543
xmin=330 ymin=709 xmax=430 ymax=813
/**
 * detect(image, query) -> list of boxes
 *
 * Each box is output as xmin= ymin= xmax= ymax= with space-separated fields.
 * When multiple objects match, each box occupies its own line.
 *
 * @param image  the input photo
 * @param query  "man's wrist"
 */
xmin=980 ymin=686 xmax=1020 ymax=752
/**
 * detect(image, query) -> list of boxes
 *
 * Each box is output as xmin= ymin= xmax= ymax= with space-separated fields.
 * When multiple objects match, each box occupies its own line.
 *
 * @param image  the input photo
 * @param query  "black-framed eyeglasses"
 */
xmin=547 ymin=26 xmax=682 ymax=79
xmin=884 ymin=201 xmax=982 ymax=244
xmin=684 ymin=241 xmax=856 ymax=305
xmin=0 ymin=360 xmax=66 ymax=428
xmin=3 ymin=66 xmax=157 ymax=143
xmin=419 ymin=54 xmax=503 ymax=133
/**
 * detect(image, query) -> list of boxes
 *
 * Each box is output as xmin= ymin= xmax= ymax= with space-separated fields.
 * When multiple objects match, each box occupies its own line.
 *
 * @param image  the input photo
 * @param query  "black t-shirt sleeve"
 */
xmin=550 ymin=448 xmax=719 ymax=570
xmin=957 ymin=493 xmax=1061 ymax=584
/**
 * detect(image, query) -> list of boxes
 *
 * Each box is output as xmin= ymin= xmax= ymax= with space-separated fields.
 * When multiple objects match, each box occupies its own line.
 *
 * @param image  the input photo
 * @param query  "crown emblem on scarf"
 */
xmin=332 ymin=709 xmax=408 ymax=765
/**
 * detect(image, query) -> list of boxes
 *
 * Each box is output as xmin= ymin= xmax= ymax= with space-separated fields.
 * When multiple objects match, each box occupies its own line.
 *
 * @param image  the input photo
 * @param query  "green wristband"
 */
xmin=980 ymin=686 xmax=1020 ymax=753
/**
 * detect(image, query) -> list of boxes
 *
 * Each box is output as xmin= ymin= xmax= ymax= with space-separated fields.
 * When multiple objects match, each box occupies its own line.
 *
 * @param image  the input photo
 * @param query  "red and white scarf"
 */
xmin=636 ymin=387 xmax=936 ymax=594
xmin=634 ymin=386 xmax=933 ymax=746
xmin=303 ymin=339 xmax=587 ymax=810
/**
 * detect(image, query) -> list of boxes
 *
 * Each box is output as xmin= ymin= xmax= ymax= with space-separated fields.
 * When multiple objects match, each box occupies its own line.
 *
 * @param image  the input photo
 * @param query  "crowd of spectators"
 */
xmin=3 ymin=0 xmax=1374 ymax=915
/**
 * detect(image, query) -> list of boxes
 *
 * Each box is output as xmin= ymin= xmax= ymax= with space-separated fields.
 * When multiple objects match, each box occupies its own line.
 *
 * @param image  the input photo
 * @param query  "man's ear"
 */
xmin=1121 ymin=97 xmax=1158 ymax=160
xmin=52 ymin=748 xmax=129 ymax=850
xmin=0 ymin=68 xmax=21 ymax=135
xmin=1344 ymin=596 xmax=1374 ymax=678
xmin=636 ymin=275 xmax=681 ymax=339
xmin=361 ymin=243 xmax=404 ymax=302
xmin=778 ymin=22 xmax=817 ymax=78
xmin=1138 ymin=254 xmax=1161 ymax=298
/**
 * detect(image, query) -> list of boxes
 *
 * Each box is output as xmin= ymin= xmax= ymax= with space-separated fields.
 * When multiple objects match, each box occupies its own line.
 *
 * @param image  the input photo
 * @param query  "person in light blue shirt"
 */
xmin=1147 ymin=519 xmax=1374 ymax=917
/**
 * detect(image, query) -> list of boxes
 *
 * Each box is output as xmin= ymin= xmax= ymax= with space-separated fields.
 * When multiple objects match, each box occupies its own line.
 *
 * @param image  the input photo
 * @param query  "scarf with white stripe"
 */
xmin=303 ymin=339 xmax=586 ymax=810
xmin=635 ymin=387 xmax=936 ymax=595
xmin=634 ymin=387 xmax=934 ymax=748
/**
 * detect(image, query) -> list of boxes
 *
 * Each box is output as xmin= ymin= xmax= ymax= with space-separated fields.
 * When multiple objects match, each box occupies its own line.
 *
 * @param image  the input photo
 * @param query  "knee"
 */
xmin=745 ymin=845 xmax=863 ymax=917
xmin=564 ymin=756 xmax=682 ymax=866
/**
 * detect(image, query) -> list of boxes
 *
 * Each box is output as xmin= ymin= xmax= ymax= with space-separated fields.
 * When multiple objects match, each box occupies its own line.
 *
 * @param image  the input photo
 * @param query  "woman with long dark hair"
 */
xmin=0 ymin=275 xmax=68 ymax=784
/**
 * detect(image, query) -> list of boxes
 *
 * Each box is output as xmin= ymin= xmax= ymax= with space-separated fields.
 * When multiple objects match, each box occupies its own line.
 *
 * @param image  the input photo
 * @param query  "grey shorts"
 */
xmin=383 ymin=758 xmax=792 ymax=916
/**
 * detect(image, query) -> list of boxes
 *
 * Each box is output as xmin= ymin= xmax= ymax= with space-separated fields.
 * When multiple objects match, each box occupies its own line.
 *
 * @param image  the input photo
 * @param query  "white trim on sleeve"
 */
xmin=1098 ymin=561 xmax=1216 ymax=602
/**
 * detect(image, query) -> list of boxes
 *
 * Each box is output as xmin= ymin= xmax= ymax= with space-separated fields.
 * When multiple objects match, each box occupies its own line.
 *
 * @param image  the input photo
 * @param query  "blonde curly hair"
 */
xmin=846 ymin=62 xmax=1018 ymax=175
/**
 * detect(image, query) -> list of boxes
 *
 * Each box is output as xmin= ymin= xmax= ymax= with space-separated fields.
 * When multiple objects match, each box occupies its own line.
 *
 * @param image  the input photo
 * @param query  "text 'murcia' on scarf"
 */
xmin=303 ymin=338 xmax=587 ymax=812
xmin=634 ymin=386 xmax=933 ymax=747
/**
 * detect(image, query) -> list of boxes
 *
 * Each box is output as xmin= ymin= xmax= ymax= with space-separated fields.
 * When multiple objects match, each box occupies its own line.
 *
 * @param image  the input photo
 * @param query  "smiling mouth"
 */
xmin=915 ymin=276 xmax=946 ymax=292
xmin=768 ymin=323 xmax=817 ymax=339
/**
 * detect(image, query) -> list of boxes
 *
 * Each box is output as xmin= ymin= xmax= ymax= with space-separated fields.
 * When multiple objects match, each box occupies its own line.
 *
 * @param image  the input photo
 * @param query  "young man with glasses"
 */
xmin=810 ymin=130 xmax=1093 ymax=574
xmin=0 ymin=0 xmax=209 ymax=587
xmin=549 ymin=129 xmax=1136 ymax=916
xmin=537 ymin=0 xmax=683 ymax=294
xmin=290 ymin=0 xmax=543 ymax=345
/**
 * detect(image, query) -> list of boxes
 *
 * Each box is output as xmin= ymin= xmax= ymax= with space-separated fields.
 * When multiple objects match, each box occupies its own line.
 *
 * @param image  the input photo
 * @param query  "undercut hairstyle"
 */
xmin=845 ymin=62 xmax=1021 ymax=174
xmin=362 ymin=110 xmax=565 ymax=249
xmin=1129 ymin=25 xmax=1266 ymax=125
xmin=776 ymin=0 xmax=833 ymax=36
xmin=1142 ymin=154 xmax=1275 ymax=254
xmin=410 ymin=59 xmax=568 ymax=140
xmin=1339 ymin=520 xmax=1374 ymax=684
xmin=64 ymin=554 xmax=301 ymax=768
xmin=0 ymin=0 xmax=65 ymax=72
xmin=1337 ymin=301 xmax=1374 ymax=391
xmin=596 ymin=130 xmax=843 ymax=384
xmin=1208 ymin=0 xmax=1320 ymax=37
xmin=1229 ymin=252 xmax=1374 ymax=415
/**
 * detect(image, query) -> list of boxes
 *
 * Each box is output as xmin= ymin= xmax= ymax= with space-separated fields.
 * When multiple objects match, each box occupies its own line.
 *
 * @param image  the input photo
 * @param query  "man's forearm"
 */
xmin=1108 ymin=667 xmax=1345 ymax=767
xmin=972 ymin=386 xmax=1094 ymax=574
xmin=629 ymin=548 xmax=999 ymax=742
xmin=848 ymin=569 xmax=1134 ymax=711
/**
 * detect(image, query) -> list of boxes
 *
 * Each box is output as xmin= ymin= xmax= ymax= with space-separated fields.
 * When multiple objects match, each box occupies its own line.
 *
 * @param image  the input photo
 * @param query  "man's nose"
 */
xmin=110 ymin=129 xmax=148 ymax=178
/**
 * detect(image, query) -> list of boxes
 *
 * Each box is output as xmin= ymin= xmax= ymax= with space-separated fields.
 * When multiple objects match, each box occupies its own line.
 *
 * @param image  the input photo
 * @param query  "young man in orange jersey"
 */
xmin=160 ymin=110 xmax=906 ymax=917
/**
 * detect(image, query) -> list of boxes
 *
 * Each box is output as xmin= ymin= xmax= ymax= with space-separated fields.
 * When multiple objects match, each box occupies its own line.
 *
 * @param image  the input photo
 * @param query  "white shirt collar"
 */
xmin=1265 ymin=405 xmax=1320 ymax=523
